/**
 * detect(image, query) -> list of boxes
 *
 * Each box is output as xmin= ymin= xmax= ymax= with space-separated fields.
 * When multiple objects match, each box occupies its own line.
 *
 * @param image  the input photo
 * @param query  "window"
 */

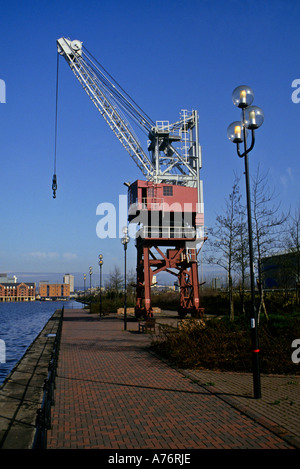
xmin=148 ymin=187 xmax=155 ymax=198
xmin=129 ymin=184 xmax=137 ymax=206
xmin=163 ymin=186 xmax=173 ymax=197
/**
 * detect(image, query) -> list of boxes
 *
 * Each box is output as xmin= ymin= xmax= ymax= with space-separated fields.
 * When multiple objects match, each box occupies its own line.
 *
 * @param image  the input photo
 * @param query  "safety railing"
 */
xmin=32 ymin=306 xmax=64 ymax=449
xmin=138 ymin=225 xmax=196 ymax=239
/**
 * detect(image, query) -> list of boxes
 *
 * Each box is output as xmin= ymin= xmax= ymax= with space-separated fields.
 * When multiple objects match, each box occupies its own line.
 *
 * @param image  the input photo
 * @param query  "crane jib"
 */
xmin=54 ymin=37 xmax=202 ymax=192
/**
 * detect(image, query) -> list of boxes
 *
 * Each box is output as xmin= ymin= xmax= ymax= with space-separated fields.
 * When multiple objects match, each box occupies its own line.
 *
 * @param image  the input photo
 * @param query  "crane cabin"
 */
xmin=128 ymin=180 xmax=203 ymax=241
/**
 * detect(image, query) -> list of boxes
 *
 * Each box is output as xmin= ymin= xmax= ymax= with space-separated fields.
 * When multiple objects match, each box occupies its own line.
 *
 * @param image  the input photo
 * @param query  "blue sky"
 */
xmin=1 ymin=0 xmax=299 ymax=287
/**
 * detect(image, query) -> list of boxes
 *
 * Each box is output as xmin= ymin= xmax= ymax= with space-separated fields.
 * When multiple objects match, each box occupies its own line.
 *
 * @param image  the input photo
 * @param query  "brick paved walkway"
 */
xmin=47 ymin=309 xmax=297 ymax=450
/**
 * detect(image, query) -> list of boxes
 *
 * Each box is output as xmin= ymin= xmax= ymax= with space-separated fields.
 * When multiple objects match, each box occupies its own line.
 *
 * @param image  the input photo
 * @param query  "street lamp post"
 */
xmin=99 ymin=255 xmax=103 ymax=317
xmin=89 ymin=266 xmax=93 ymax=311
xmin=121 ymin=227 xmax=130 ymax=331
xmin=89 ymin=266 xmax=93 ymax=291
xmin=83 ymin=274 xmax=86 ymax=294
xmin=227 ymin=85 xmax=264 ymax=399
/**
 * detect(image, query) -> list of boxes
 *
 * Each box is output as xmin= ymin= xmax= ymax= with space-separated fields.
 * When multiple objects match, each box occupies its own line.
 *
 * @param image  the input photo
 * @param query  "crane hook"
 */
xmin=52 ymin=174 xmax=57 ymax=198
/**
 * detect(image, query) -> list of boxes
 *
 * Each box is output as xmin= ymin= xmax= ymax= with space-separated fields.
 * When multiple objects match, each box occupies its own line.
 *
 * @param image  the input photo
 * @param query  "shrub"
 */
xmin=151 ymin=315 xmax=300 ymax=375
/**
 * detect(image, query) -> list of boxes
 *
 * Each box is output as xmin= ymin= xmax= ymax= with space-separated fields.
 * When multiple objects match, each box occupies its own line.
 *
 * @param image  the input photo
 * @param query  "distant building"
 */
xmin=212 ymin=277 xmax=221 ymax=290
xmin=0 ymin=273 xmax=17 ymax=284
xmin=39 ymin=283 xmax=70 ymax=300
xmin=262 ymin=252 xmax=300 ymax=289
xmin=63 ymin=274 xmax=74 ymax=293
xmin=0 ymin=283 xmax=36 ymax=302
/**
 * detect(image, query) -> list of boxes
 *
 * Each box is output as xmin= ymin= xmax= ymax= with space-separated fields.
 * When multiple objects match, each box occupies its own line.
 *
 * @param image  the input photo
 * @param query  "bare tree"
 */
xmin=207 ymin=177 xmax=242 ymax=320
xmin=285 ymin=200 xmax=300 ymax=303
xmin=106 ymin=266 xmax=123 ymax=295
xmin=127 ymin=269 xmax=136 ymax=304
xmin=251 ymin=166 xmax=289 ymax=319
xmin=233 ymin=195 xmax=249 ymax=314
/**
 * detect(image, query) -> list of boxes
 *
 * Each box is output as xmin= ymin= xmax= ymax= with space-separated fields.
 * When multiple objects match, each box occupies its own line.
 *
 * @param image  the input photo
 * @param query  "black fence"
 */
xmin=32 ymin=306 xmax=64 ymax=449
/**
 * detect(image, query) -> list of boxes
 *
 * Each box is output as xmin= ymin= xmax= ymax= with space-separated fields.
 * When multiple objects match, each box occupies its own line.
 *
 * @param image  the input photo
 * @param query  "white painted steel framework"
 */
xmin=57 ymin=38 xmax=203 ymax=204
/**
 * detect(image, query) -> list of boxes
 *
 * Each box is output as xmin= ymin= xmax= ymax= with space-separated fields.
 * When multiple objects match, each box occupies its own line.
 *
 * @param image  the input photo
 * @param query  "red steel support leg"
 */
xmin=143 ymin=246 xmax=153 ymax=317
xmin=191 ymin=261 xmax=200 ymax=311
xmin=135 ymin=242 xmax=144 ymax=318
xmin=135 ymin=242 xmax=153 ymax=318
xmin=178 ymin=262 xmax=203 ymax=318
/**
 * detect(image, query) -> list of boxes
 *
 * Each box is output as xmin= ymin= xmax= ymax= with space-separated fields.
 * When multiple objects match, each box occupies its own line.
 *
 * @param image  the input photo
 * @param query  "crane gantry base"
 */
xmin=134 ymin=238 xmax=204 ymax=319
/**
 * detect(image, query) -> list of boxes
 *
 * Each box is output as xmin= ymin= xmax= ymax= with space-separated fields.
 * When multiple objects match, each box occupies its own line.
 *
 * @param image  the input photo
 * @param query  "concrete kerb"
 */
xmin=0 ymin=309 xmax=63 ymax=449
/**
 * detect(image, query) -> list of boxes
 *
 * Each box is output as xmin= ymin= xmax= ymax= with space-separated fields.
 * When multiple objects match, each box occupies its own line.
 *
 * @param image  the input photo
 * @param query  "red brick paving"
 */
xmin=47 ymin=309 xmax=295 ymax=449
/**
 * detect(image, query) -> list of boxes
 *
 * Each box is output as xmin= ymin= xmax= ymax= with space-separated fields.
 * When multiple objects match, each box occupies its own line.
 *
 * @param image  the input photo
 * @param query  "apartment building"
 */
xmin=0 ymin=283 xmax=36 ymax=302
xmin=39 ymin=283 xmax=70 ymax=300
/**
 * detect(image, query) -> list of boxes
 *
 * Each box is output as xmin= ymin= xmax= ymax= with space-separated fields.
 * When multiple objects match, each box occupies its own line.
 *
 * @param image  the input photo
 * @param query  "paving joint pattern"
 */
xmin=47 ymin=309 xmax=299 ymax=450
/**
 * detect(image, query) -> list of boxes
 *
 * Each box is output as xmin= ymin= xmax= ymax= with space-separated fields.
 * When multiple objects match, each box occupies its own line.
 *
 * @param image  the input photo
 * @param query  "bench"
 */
xmin=138 ymin=318 xmax=156 ymax=334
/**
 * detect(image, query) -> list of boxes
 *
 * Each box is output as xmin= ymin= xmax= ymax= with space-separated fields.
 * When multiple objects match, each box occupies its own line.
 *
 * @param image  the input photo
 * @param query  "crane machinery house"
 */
xmin=55 ymin=37 xmax=205 ymax=318
xmin=128 ymin=180 xmax=203 ymax=241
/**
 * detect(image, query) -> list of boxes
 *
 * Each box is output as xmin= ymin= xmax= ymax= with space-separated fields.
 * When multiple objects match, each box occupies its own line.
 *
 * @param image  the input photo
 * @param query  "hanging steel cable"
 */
xmin=52 ymin=53 xmax=59 ymax=199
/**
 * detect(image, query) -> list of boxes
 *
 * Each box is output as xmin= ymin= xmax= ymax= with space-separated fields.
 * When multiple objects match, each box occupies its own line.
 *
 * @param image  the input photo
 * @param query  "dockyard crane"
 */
xmin=55 ymin=37 xmax=205 ymax=318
